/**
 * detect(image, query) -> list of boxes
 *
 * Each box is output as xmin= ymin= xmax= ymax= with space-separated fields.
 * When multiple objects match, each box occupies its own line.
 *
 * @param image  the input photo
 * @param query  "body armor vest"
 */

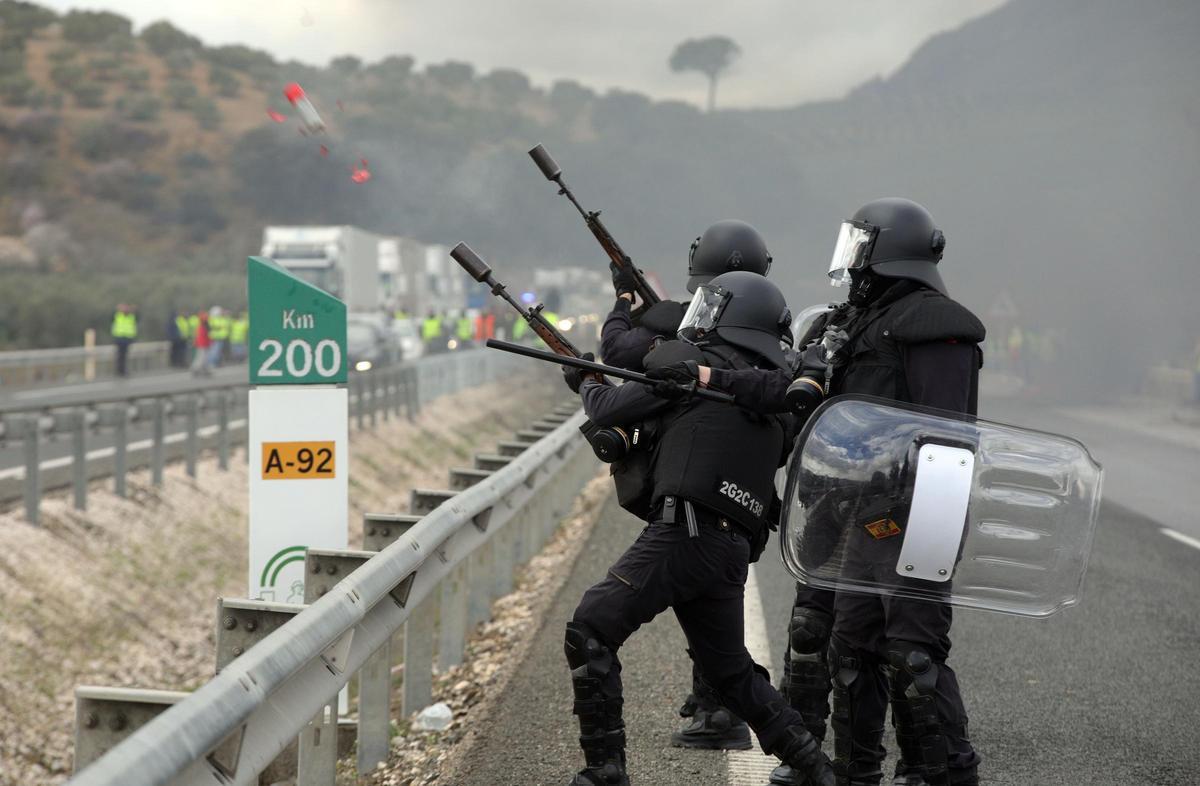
xmin=650 ymin=344 xmax=787 ymax=535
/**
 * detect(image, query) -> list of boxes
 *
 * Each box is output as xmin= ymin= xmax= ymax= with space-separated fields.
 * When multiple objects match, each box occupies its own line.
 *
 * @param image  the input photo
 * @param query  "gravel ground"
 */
xmin=0 ymin=379 xmax=558 ymax=786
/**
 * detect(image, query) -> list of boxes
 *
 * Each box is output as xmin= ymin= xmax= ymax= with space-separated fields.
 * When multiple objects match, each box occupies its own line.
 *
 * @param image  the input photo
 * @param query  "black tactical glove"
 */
xmin=610 ymin=262 xmax=638 ymax=298
xmin=651 ymin=379 xmax=694 ymax=400
xmin=562 ymin=352 xmax=595 ymax=394
xmin=645 ymin=360 xmax=700 ymax=385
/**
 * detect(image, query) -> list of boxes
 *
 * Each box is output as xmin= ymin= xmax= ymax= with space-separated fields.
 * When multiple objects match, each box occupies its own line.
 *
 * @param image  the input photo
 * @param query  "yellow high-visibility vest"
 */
xmin=209 ymin=314 xmax=231 ymax=341
xmin=422 ymin=317 xmax=443 ymax=340
xmin=456 ymin=317 xmax=473 ymax=340
xmin=175 ymin=315 xmax=190 ymax=339
xmin=111 ymin=312 xmax=137 ymax=339
xmin=230 ymin=317 xmax=249 ymax=345
xmin=187 ymin=314 xmax=200 ymax=339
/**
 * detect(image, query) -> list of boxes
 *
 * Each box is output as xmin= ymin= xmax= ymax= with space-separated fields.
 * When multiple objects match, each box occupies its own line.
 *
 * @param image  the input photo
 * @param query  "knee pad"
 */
xmin=829 ymin=639 xmax=874 ymax=690
xmin=886 ymin=641 xmax=939 ymax=697
xmin=789 ymin=608 xmax=832 ymax=656
xmin=565 ymin=621 xmax=613 ymax=676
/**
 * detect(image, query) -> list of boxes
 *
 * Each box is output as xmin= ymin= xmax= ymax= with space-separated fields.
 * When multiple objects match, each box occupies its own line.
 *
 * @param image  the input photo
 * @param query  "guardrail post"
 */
xmin=401 ymin=592 xmax=435 ymax=719
xmin=438 ymin=562 xmax=469 ymax=671
xmin=216 ymin=391 xmax=230 ymax=471
xmin=467 ymin=542 xmax=493 ymax=629
xmin=369 ymin=374 xmax=378 ymax=428
xmin=353 ymin=375 xmax=365 ymax=431
xmin=105 ymin=405 xmax=128 ymax=498
xmin=18 ymin=415 xmax=40 ymax=524
xmin=70 ymin=410 xmax=87 ymax=511
xmin=379 ymin=372 xmax=390 ymax=423
xmin=148 ymin=400 xmax=165 ymax=486
xmin=357 ymin=637 xmax=391 ymax=774
xmin=73 ymin=687 xmax=187 ymax=772
xmin=182 ymin=395 xmax=199 ymax=479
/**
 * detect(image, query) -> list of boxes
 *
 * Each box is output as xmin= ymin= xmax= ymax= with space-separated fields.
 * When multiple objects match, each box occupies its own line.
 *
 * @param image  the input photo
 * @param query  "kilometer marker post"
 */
xmin=246 ymin=256 xmax=349 ymax=604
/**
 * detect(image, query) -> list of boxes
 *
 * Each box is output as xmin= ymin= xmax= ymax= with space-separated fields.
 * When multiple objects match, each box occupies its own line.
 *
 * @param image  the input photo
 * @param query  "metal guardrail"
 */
xmin=67 ymin=401 xmax=594 ymax=786
xmin=0 ymin=349 xmax=525 ymax=523
xmin=0 ymin=341 xmax=172 ymax=389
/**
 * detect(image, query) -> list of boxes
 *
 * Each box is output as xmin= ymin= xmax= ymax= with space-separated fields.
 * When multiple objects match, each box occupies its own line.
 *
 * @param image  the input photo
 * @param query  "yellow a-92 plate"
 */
xmin=261 ymin=441 xmax=335 ymax=480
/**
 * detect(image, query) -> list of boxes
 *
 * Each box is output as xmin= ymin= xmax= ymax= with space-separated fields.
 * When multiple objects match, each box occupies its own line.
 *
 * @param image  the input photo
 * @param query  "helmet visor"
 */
xmin=677 ymin=284 xmax=729 ymax=343
xmin=827 ymin=221 xmax=877 ymax=287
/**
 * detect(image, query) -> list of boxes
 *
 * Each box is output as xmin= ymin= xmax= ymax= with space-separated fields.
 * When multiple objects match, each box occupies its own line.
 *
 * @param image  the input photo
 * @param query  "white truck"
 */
xmin=260 ymin=226 xmax=386 ymax=313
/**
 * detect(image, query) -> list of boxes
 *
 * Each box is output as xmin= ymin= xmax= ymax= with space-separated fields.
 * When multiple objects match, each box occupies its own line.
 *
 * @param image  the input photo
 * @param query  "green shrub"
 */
xmin=119 ymin=66 xmax=150 ymax=90
xmin=61 ymin=10 xmax=132 ymax=44
xmin=164 ymin=78 xmax=198 ymax=109
xmin=190 ymin=96 xmax=221 ymax=130
xmin=10 ymin=111 xmax=60 ymax=144
xmin=49 ymin=61 xmax=85 ymax=89
xmin=3 ymin=150 xmax=46 ymax=189
xmin=163 ymin=48 xmax=193 ymax=77
xmin=177 ymin=188 xmax=227 ymax=241
xmin=208 ymin=66 xmax=240 ymax=98
xmin=139 ymin=20 xmax=201 ymax=56
xmin=121 ymin=92 xmax=161 ymax=122
xmin=70 ymin=81 xmax=106 ymax=109
xmin=0 ymin=1 xmax=57 ymax=36
xmin=47 ymin=48 xmax=77 ymax=65
xmin=89 ymin=54 xmax=123 ymax=82
xmin=177 ymin=150 xmax=213 ymax=171
xmin=75 ymin=116 xmax=165 ymax=160
xmin=203 ymin=44 xmax=275 ymax=73
xmin=0 ymin=49 xmax=24 ymax=77
xmin=0 ymin=74 xmax=34 ymax=106
xmin=85 ymin=158 xmax=163 ymax=210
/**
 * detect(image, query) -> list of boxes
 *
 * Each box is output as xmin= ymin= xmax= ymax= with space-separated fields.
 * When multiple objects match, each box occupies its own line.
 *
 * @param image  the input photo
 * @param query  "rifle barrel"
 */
xmin=485 ymin=339 xmax=735 ymax=404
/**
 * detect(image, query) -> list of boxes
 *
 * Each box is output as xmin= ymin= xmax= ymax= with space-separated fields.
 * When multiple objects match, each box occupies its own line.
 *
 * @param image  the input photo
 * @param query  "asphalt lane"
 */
xmin=460 ymin=395 xmax=1200 ymax=785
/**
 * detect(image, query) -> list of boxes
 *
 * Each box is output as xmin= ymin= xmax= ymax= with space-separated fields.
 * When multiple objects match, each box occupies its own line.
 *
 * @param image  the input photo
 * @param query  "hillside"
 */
xmin=1 ymin=0 xmax=1197 ymax=397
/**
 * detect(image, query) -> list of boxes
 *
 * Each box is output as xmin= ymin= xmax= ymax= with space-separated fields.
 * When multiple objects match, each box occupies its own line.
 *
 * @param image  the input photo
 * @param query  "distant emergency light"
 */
xmin=520 ymin=291 xmax=536 ymax=304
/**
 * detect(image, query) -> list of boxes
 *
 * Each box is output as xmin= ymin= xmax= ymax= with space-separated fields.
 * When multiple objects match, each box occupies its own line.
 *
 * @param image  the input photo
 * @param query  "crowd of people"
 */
xmin=108 ymin=305 xmax=248 ymax=378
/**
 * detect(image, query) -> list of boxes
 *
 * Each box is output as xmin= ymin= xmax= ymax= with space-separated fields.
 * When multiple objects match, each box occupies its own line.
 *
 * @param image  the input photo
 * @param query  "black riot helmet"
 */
xmin=678 ymin=270 xmax=792 ymax=369
xmin=687 ymin=220 xmax=772 ymax=293
xmin=827 ymin=198 xmax=947 ymax=295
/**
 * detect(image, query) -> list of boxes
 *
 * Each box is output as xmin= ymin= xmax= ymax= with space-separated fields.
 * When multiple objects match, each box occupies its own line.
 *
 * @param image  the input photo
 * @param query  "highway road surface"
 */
xmin=450 ymin=394 xmax=1200 ymax=785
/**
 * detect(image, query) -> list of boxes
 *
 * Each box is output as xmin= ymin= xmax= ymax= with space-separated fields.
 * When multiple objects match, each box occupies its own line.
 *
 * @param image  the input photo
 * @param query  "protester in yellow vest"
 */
xmin=230 ymin=312 xmax=249 ymax=363
xmin=169 ymin=310 xmax=189 ymax=369
xmin=111 ymin=303 xmax=138 ymax=378
xmin=208 ymin=306 xmax=230 ymax=367
xmin=456 ymin=315 xmax=473 ymax=346
xmin=422 ymin=312 xmax=443 ymax=341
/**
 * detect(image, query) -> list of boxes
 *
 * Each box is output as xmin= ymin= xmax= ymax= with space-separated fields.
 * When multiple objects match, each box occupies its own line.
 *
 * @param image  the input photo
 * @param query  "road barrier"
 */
xmin=0 ymin=349 xmax=525 ymax=523
xmin=67 ymin=400 xmax=594 ymax=786
xmin=0 ymin=341 xmax=171 ymax=389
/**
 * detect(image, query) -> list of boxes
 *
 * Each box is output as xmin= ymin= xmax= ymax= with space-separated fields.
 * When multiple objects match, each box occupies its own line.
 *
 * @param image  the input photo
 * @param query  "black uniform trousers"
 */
xmin=831 ymin=528 xmax=980 ymax=772
xmin=572 ymin=510 xmax=805 ymax=754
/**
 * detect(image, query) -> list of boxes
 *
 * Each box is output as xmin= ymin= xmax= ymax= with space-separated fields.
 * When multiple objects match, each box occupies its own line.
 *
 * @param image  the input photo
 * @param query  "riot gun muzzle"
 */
xmin=528 ymin=144 xmax=562 ymax=180
xmin=450 ymin=242 xmax=493 ymax=283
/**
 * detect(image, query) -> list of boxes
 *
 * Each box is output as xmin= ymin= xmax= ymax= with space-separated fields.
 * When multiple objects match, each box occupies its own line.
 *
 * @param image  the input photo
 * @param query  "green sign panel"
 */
xmin=248 ymin=256 xmax=347 ymax=385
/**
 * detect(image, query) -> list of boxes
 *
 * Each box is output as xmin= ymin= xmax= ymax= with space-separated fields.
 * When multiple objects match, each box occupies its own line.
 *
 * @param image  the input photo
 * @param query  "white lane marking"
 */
xmin=1161 ymin=527 xmax=1200 ymax=552
xmin=0 ymin=420 xmax=247 ymax=480
xmin=725 ymin=564 xmax=785 ymax=784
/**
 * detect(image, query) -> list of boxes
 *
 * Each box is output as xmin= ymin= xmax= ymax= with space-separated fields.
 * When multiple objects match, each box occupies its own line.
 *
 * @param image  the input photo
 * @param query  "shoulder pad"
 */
xmin=636 ymin=299 xmax=687 ymax=336
xmin=890 ymin=293 xmax=986 ymax=344
xmin=644 ymin=339 xmax=706 ymax=370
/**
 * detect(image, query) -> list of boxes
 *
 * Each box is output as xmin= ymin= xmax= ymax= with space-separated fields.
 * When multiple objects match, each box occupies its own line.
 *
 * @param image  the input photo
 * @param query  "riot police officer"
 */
xmin=561 ymin=272 xmax=834 ymax=786
xmin=600 ymin=218 xmax=775 ymax=752
xmin=601 ymin=219 xmax=772 ymax=370
xmin=648 ymin=199 xmax=985 ymax=786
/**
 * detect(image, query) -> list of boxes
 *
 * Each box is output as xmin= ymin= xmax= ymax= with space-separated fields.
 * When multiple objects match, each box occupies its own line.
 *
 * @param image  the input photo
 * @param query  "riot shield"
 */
xmin=780 ymin=396 xmax=1102 ymax=617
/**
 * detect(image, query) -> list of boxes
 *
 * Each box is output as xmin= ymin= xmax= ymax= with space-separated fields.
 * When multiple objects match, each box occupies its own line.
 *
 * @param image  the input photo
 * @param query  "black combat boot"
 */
xmin=770 ymin=725 xmax=836 ymax=786
xmin=566 ymin=623 xmax=630 ymax=786
xmin=672 ymin=660 xmax=752 ymax=750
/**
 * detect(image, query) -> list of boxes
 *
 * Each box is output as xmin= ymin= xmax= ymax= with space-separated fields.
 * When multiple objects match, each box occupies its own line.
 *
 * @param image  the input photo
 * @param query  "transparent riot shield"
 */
xmin=780 ymin=396 xmax=1102 ymax=617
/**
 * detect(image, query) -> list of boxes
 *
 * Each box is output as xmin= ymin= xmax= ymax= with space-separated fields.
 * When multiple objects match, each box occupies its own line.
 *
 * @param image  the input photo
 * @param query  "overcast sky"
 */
xmin=40 ymin=0 xmax=1006 ymax=108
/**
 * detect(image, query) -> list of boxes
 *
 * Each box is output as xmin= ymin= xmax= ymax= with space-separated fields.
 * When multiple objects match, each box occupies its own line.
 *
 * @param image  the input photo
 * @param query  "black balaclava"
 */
xmin=847 ymin=268 xmax=889 ymax=306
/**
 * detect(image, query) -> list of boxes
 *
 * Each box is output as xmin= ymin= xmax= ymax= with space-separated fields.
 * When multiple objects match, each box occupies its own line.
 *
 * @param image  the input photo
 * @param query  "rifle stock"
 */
xmin=527 ymin=143 xmax=661 ymax=306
